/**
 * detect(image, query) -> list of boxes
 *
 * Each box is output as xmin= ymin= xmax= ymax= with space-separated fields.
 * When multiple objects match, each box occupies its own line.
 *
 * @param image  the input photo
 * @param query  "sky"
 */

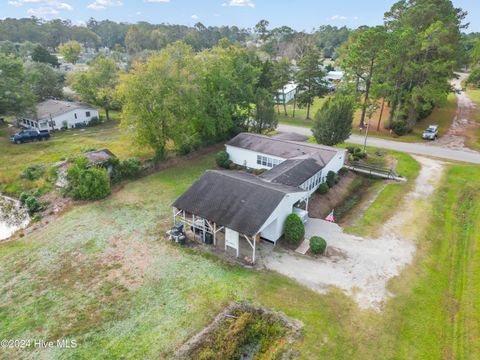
xmin=1 ymin=0 xmax=479 ymax=32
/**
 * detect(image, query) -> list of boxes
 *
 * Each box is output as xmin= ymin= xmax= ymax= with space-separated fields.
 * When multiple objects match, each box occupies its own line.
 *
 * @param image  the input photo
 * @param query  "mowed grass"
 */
xmin=465 ymin=88 xmax=480 ymax=151
xmin=1 ymin=151 xmax=479 ymax=359
xmin=346 ymin=149 xmax=421 ymax=237
xmin=278 ymin=93 xmax=458 ymax=143
xmin=0 ymin=114 xmax=153 ymax=194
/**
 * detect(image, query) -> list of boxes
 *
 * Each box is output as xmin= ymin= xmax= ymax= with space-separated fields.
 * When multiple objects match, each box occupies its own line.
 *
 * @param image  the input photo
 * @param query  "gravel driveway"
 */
xmin=260 ymin=156 xmax=445 ymax=310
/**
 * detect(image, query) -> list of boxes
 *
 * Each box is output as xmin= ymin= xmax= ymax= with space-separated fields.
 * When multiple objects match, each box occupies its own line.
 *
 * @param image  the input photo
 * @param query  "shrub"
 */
xmin=87 ymin=116 xmax=100 ymax=126
xmin=284 ymin=213 xmax=305 ymax=245
xmin=310 ymin=236 xmax=327 ymax=254
xmin=25 ymin=196 xmax=41 ymax=214
xmin=19 ymin=192 xmax=30 ymax=204
xmin=116 ymin=158 xmax=142 ymax=180
xmin=216 ymin=151 xmax=232 ymax=169
xmin=338 ymin=167 xmax=349 ymax=176
xmin=346 ymin=146 xmax=356 ymax=154
xmin=22 ymin=165 xmax=44 ymax=181
xmin=326 ymin=171 xmax=337 ymax=188
xmin=317 ymin=182 xmax=329 ymax=194
xmin=392 ymin=120 xmax=407 ymax=136
xmin=66 ymin=157 xmax=111 ymax=200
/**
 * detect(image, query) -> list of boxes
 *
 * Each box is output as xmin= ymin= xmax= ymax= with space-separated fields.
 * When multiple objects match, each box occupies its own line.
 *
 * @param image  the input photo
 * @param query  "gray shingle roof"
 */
xmin=34 ymin=100 xmax=94 ymax=120
xmin=172 ymin=170 xmax=304 ymax=236
xmin=260 ymin=157 xmax=323 ymax=187
xmin=226 ymin=132 xmax=338 ymax=166
xmin=84 ymin=149 xmax=116 ymax=164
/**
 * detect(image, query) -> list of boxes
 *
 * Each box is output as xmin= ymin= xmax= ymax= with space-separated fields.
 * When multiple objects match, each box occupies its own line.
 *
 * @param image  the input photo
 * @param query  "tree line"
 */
xmin=338 ymin=0 xmax=468 ymax=134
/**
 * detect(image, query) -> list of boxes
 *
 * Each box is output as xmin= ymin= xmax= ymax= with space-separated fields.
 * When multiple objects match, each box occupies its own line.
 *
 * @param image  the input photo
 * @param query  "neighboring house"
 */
xmin=172 ymin=133 xmax=346 ymax=262
xmin=275 ymin=82 xmax=297 ymax=104
xmin=19 ymin=100 xmax=99 ymax=131
xmin=226 ymin=132 xmax=346 ymax=196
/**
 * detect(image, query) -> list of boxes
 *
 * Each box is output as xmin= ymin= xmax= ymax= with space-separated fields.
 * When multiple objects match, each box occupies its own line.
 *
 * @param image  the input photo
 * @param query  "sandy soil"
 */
xmin=260 ymin=156 xmax=445 ymax=310
xmin=431 ymin=73 xmax=479 ymax=152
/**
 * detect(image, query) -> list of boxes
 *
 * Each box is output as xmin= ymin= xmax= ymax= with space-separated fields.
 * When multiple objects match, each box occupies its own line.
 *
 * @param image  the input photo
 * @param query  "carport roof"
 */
xmin=172 ymin=170 xmax=305 ymax=236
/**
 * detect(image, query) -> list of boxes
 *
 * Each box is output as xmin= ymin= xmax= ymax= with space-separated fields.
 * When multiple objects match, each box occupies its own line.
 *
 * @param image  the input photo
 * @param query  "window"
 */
xmin=261 ymin=156 xmax=267 ymax=166
xmin=74 ymin=113 xmax=77 ymax=119
xmin=86 ymin=111 xmax=91 ymax=117
xmin=267 ymin=157 xmax=273 ymax=167
xmin=257 ymin=155 xmax=262 ymax=165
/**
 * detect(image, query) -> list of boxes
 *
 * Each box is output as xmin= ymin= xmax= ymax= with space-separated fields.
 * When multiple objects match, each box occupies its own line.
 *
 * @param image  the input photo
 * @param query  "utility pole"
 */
xmin=363 ymin=103 xmax=378 ymax=154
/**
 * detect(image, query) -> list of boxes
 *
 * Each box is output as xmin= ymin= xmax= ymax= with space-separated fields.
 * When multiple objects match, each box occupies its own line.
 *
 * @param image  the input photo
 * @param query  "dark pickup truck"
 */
xmin=10 ymin=129 xmax=50 ymax=144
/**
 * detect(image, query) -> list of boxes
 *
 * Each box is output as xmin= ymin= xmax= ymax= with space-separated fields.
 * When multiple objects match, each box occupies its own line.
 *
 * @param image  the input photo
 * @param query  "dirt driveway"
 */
xmin=259 ymin=156 xmax=445 ymax=310
xmin=432 ymin=73 xmax=479 ymax=152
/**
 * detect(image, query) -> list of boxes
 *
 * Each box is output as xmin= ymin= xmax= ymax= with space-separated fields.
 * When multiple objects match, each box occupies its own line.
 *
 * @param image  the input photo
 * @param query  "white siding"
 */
xmin=226 ymin=145 xmax=285 ymax=170
xmin=300 ymin=150 xmax=347 ymax=196
xmin=258 ymin=190 xmax=308 ymax=243
xmin=25 ymin=108 xmax=99 ymax=131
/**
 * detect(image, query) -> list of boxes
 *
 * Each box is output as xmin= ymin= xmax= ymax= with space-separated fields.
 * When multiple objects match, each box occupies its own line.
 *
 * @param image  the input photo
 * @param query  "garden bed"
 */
xmin=174 ymin=303 xmax=303 ymax=360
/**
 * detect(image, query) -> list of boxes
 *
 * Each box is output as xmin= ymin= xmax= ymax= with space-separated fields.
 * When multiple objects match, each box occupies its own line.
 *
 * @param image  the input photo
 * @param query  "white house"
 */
xmin=19 ymin=100 xmax=99 ymax=131
xmin=275 ymin=82 xmax=297 ymax=104
xmin=172 ymin=133 xmax=346 ymax=263
xmin=225 ymin=132 xmax=346 ymax=196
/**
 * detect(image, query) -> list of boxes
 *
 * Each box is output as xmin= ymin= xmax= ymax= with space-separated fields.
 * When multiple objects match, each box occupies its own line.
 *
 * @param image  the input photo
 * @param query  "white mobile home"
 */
xmin=225 ymin=132 xmax=346 ymax=196
xmin=19 ymin=100 xmax=99 ymax=131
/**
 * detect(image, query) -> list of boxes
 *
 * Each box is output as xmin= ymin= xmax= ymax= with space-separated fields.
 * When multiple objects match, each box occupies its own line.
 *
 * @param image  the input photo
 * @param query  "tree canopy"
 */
xmin=312 ymin=95 xmax=355 ymax=146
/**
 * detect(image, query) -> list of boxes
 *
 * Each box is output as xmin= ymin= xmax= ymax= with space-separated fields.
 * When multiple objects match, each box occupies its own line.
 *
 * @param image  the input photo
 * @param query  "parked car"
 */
xmin=10 ymin=129 xmax=50 ymax=144
xmin=422 ymin=124 xmax=439 ymax=140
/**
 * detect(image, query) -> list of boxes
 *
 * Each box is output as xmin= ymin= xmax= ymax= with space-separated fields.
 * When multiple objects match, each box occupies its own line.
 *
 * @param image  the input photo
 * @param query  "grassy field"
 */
xmin=465 ymin=88 xmax=480 ymax=151
xmin=1 ymin=151 xmax=479 ymax=359
xmin=345 ymin=149 xmax=421 ymax=237
xmin=278 ymin=93 xmax=458 ymax=143
xmin=0 ymin=114 xmax=153 ymax=194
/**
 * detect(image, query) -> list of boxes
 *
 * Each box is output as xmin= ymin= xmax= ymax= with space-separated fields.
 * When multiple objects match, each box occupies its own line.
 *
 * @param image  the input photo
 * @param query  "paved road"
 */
xmin=277 ymin=124 xmax=480 ymax=164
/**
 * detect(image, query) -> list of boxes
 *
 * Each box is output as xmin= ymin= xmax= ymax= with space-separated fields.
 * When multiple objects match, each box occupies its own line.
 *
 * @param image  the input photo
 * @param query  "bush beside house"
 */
xmin=310 ymin=236 xmax=327 ymax=255
xmin=216 ymin=151 xmax=232 ymax=169
xmin=284 ymin=213 xmax=305 ymax=245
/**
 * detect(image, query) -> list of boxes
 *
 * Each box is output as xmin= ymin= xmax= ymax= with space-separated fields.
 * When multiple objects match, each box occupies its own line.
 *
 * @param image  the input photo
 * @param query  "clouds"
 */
xmin=191 ymin=14 xmax=199 ymax=20
xmin=8 ymin=0 xmax=73 ymax=17
xmin=222 ymin=0 xmax=255 ymax=8
xmin=330 ymin=15 xmax=359 ymax=21
xmin=87 ymin=0 xmax=123 ymax=10
xmin=143 ymin=0 xmax=170 ymax=2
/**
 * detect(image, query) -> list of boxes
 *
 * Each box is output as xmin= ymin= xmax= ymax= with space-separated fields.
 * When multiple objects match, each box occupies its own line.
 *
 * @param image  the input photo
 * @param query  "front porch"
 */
xmin=172 ymin=208 xmax=260 ymax=265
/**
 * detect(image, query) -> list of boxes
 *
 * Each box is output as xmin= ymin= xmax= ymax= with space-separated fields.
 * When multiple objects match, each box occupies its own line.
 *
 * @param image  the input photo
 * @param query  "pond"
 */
xmin=0 ymin=195 xmax=30 ymax=241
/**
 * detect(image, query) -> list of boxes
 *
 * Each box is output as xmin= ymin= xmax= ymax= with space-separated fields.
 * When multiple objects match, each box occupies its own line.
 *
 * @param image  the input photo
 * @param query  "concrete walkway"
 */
xmin=277 ymin=124 xmax=480 ymax=164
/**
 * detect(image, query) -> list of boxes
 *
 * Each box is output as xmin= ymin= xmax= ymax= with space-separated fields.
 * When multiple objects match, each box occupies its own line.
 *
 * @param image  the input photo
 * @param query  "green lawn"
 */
xmin=0 ymin=114 xmax=153 ymax=194
xmin=1 ymin=151 xmax=479 ymax=359
xmin=345 ymin=149 xmax=421 ymax=237
xmin=465 ymin=88 xmax=480 ymax=151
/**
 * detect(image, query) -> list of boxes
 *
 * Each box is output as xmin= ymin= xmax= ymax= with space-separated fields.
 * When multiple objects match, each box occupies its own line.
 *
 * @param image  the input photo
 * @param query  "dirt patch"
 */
xmin=174 ymin=303 xmax=303 ymax=360
xmin=99 ymin=235 xmax=159 ymax=290
xmin=429 ymin=74 xmax=480 ymax=152
xmin=261 ymin=156 xmax=446 ymax=310
xmin=307 ymin=172 xmax=360 ymax=219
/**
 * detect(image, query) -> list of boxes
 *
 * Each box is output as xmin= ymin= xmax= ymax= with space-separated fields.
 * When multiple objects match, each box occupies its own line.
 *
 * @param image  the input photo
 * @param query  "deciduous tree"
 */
xmin=58 ymin=40 xmax=82 ymax=64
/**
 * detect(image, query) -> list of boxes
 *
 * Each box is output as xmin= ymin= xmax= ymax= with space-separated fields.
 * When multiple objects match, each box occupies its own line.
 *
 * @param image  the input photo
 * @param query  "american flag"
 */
xmin=325 ymin=210 xmax=335 ymax=223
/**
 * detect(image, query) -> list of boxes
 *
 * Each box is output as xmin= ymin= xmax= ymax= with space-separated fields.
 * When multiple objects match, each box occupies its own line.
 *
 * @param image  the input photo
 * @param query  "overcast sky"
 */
xmin=1 ymin=0 xmax=479 ymax=32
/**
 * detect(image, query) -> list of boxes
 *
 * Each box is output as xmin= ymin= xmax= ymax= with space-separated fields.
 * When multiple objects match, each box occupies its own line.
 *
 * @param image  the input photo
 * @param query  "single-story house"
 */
xmin=172 ymin=133 xmax=346 ymax=263
xmin=226 ymin=133 xmax=346 ymax=196
xmin=275 ymin=82 xmax=297 ymax=104
xmin=19 ymin=100 xmax=99 ymax=131
xmin=172 ymin=170 xmax=309 ymax=262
